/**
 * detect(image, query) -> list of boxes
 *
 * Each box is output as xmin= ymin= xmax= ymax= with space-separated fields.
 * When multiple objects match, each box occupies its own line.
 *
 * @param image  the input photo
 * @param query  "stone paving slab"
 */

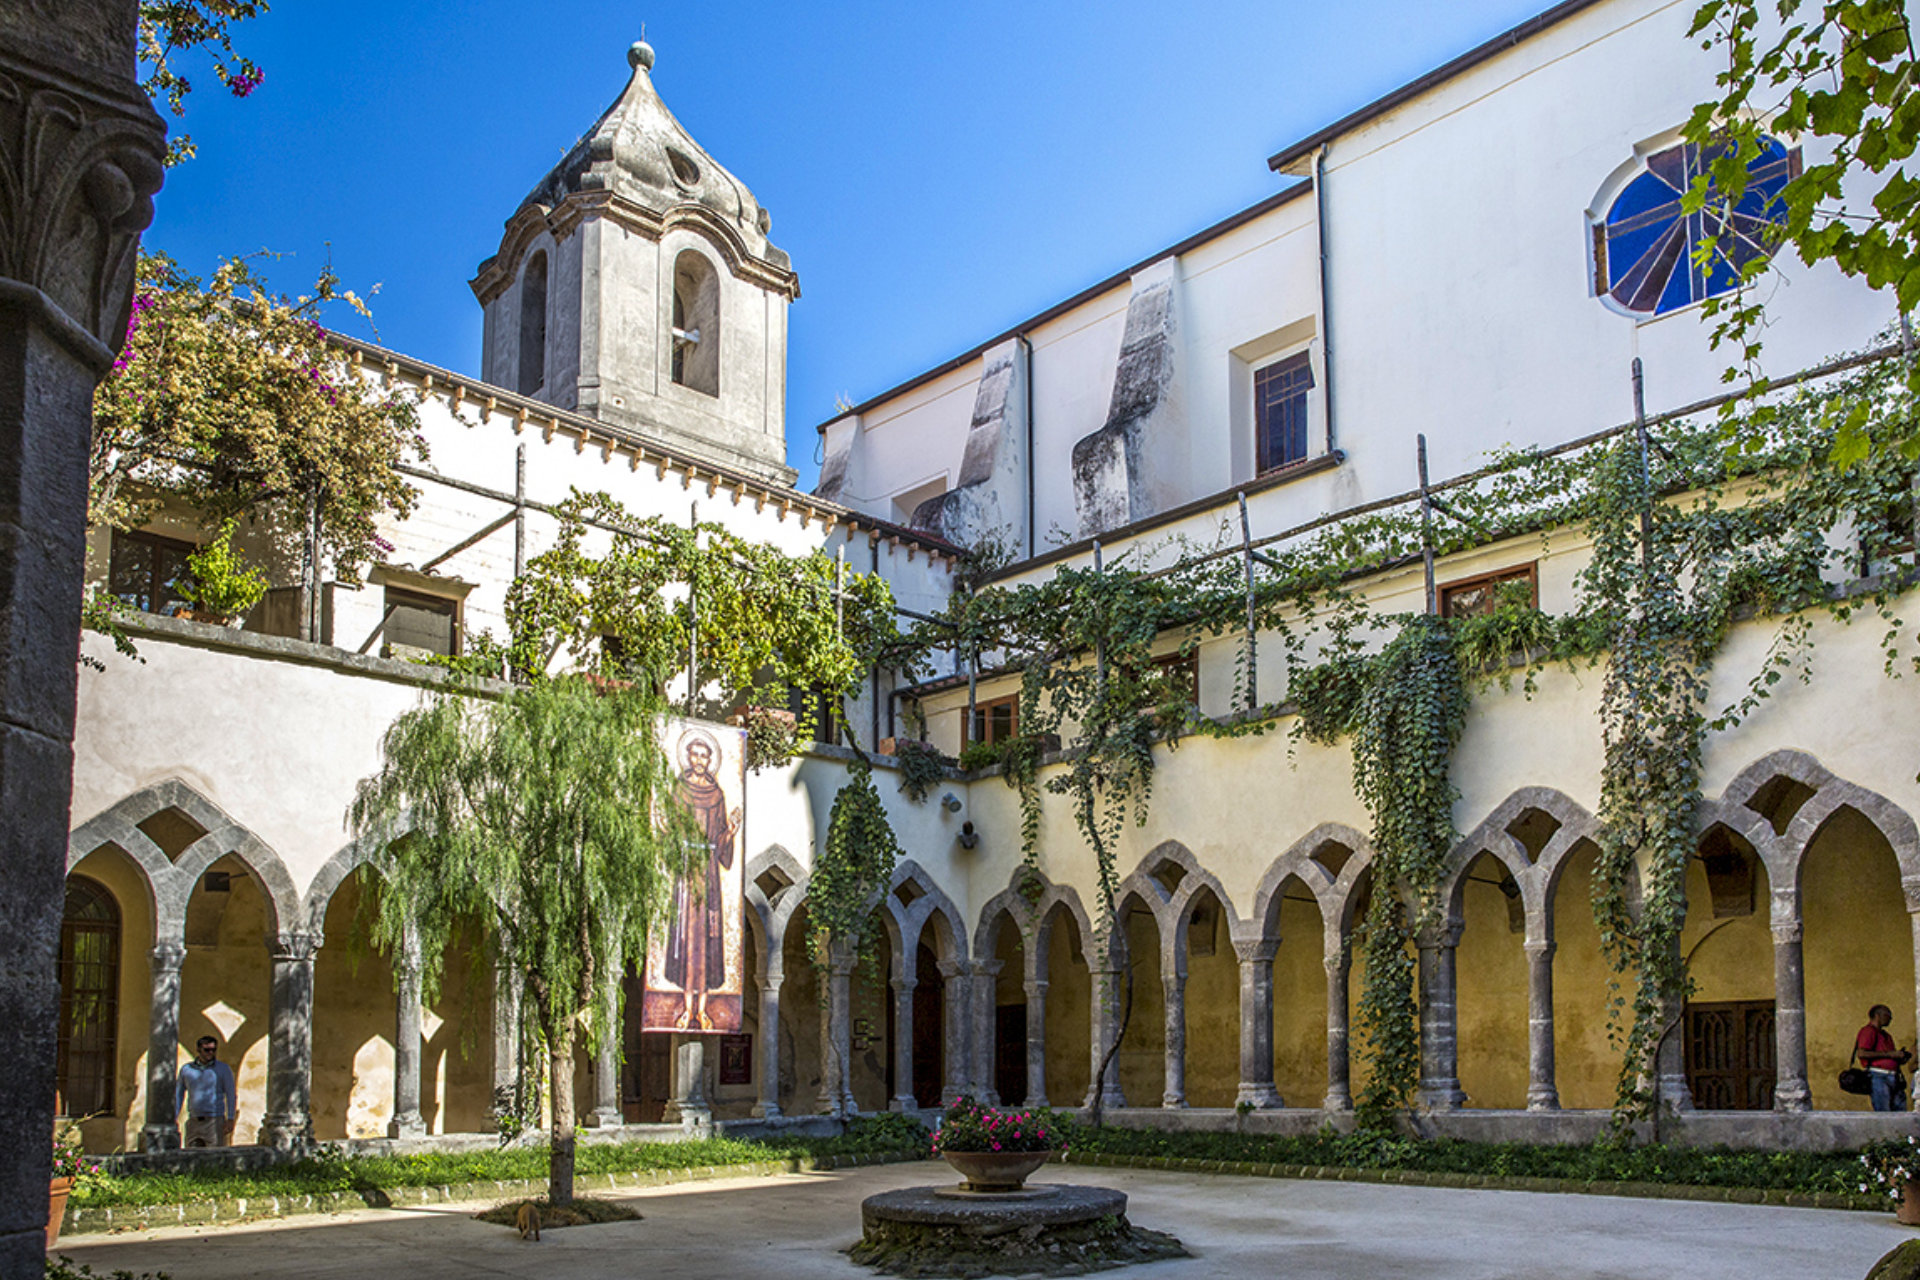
xmin=52 ymin=1161 xmax=1920 ymax=1280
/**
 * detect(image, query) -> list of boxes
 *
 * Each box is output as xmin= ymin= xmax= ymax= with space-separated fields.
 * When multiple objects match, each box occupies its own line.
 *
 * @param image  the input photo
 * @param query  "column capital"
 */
xmin=270 ymin=931 xmax=320 ymax=962
xmin=1417 ymin=919 xmax=1464 ymax=950
xmin=971 ymin=959 xmax=1005 ymax=978
xmin=1023 ymin=979 xmax=1050 ymax=1000
xmin=149 ymin=941 xmax=187 ymax=970
xmin=890 ymin=976 xmax=917 ymax=996
xmin=1233 ymin=938 xmax=1279 ymax=964
xmin=1523 ymin=938 xmax=1556 ymax=960
xmin=936 ymin=958 xmax=967 ymax=980
xmin=1771 ymin=919 xmax=1804 ymax=945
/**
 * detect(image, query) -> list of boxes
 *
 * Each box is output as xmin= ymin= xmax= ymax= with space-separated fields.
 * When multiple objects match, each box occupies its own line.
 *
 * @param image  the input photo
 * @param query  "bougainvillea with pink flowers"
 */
xmin=931 ymin=1097 xmax=1068 ymax=1156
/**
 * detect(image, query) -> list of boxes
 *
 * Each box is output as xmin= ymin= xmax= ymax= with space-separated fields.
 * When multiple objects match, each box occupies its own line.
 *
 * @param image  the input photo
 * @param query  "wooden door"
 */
xmin=995 ymin=1004 xmax=1027 ymax=1106
xmin=912 ymin=944 xmax=944 ymax=1108
xmin=1684 ymin=1000 xmax=1776 ymax=1110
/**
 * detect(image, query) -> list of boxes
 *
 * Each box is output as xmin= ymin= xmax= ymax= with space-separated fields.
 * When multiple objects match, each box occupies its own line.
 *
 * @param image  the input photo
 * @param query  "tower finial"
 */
xmin=629 ymin=31 xmax=655 ymax=72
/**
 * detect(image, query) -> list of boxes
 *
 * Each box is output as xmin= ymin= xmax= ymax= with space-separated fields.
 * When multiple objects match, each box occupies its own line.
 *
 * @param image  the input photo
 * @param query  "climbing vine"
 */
xmin=505 ymin=490 xmax=900 ymax=761
xmin=885 ymin=333 xmax=1918 ymax=1125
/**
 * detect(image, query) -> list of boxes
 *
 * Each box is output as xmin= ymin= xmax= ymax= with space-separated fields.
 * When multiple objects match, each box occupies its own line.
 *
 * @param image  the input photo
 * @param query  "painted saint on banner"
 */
xmin=643 ymin=722 xmax=746 ymax=1032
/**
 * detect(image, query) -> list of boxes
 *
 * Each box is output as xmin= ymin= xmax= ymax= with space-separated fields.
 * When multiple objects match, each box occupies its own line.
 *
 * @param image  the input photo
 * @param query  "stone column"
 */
xmin=1416 ymin=921 xmax=1466 ymax=1110
xmin=387 ymin=932 xmax=425 ymax=1139
xmin=585 ymin=959 xmax=623 ymax=1130
xmin=1086 ymin=964 xmax=1127 ymax=1109
xmin=889 ymin=974 xmax=917 ymax=1111
xmin=1161 ymin=963 xmax=1188 ymax=1109
xmin=0 ymin=9 xmax=166 ymax=1271
xmin=140 ymin=942 xmax=186 ymax=1150
xmin=486 ymin=961 xmax=521 ymax=1132
xmin=1323 ymin=942 xmax=1353 ymax=1112
xmin=937 ymin=959 xmax=969 ymax=1105
xmin=1024 ymin=979 xmax=1050 ymax=1107
xmin=817 ymin=950 xmax=854 ymax=1116
xmin=1771 ymin=914 xmax=1811 ymax=1112
xmin=259 ymin=931 xmax=319 ymax=1147
xmin=971 ymin=959 xmax=1003 ymax=1105
xmin=1652 ymin=936 xmax=1693 ymax=1114
xmin=1234 ymin=940 xmax=1283 ymax=1109
xmin=752 ymin=954 xmax=784 ymax=1119
xmin=663 ymin=1035 xmax=710 ymax=1126
xmin=1524 ymin=937 xmax=1560 ymax=1112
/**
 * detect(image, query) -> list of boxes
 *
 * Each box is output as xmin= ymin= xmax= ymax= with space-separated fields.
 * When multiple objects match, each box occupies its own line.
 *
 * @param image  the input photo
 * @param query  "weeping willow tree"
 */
xmin=349 ymin=677 xmax=696 ymax=1206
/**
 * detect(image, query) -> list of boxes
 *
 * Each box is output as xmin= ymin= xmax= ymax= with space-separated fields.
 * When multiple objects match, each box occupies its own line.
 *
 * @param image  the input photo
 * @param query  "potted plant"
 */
xmin=1860 ymin=1136 xmax=1920 ymax=1224
xmin=182 ymin=519 xmax=269 ymax=626
xmin=48 ymin=1120 xmax=98 ymax=1246
xmin=930 ymin=1096 xmax=1067 ymax=1192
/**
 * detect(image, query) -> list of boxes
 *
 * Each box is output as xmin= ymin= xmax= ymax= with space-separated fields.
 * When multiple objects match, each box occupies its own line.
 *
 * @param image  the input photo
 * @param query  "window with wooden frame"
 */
xmin=1439 ymin=563 xmax=1539 ymax=619
xmin=58 ymin=877 xmax=120 ymax=1118
xmin=109 ymin=529 xmax=197 ymax=616
xmin=968 ymin=693 xmax=1019 ymax=747
xmin=1152 ymin=652 xmax=1200 ymax=707
xmin=1254 ymin=352 xmax=1314 ymax=474
xmin=383 ymin=585 xmax=460 ymax=657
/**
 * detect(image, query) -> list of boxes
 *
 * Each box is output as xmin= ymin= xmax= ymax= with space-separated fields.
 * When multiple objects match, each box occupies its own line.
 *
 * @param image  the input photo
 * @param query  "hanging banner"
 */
xmin=642 ymin=719 xmax=746 ymax=1033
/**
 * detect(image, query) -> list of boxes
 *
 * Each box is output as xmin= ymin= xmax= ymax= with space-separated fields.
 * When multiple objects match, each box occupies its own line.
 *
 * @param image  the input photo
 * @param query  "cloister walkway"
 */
xmin=57 ymin=1160 xmax=1908 ymax=1279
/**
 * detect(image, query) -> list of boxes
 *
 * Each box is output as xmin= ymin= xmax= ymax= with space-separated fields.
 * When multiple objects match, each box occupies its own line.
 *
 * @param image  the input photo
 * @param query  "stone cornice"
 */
xmin=470 ymin=190 xmax=801 ymax=307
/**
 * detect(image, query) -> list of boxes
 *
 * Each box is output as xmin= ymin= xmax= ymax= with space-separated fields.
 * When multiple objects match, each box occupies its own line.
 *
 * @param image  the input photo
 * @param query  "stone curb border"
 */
xmin=1055 ymin=1151 xmax=1889 ymax=1213
xmin=62 ymin=1151 xmax=926 ymax=1237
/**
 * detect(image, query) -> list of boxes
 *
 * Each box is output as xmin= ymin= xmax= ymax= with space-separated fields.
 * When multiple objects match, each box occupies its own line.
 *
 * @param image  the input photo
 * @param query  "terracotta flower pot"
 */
xmin=47 ymin=1176 xmax=72 ymax=1247
xmin=1898 ymin=1178 xmax=1920 ymax=1226
xmin=942 ymin=1149 xmax=1051 ymax=1192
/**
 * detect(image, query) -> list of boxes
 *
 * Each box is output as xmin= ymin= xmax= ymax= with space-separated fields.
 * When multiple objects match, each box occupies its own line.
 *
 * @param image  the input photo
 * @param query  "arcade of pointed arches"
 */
xmin=54 ymin=748 xmax=1920 ymax=1152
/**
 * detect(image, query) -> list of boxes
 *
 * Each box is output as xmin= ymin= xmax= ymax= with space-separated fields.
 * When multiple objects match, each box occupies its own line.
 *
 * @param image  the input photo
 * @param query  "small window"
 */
xmin=670 ymin=249 xmax=720 ymax=397
xmin=109 ymin=529 xmax=196 ymax=616
xmin=1439 ymin=564 xmax=1539 ymax=619
xmin=58 ymin=877 xmax=120 ymax=1118
xmin=384 ymin=586 xmax=459 ymax=657
xmin=1593 ymin=135 xmax=1800 ymax=317
xmin=1153 ymin=653 xmax=1199 ymax=707
xmin=1254 ymin=352 xmax=1313 ymax=474
xmin=786 ymin=684 xmax=839 ymax=746
xmin=518 ymin=251 xmax=548 ymax=397
xmin=968 ymin=694 xmax=1019 ymax=747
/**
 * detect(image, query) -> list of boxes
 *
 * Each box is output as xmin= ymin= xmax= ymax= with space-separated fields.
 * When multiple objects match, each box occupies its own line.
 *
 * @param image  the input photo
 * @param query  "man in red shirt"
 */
xmin=1855 ymin=1004 xmax=1913 ymax=1111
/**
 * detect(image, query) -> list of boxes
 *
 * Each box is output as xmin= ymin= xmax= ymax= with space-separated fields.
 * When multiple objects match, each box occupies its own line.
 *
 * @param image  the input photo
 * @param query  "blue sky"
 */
xmin=147 ymin=0 xmax=1557 ymax=490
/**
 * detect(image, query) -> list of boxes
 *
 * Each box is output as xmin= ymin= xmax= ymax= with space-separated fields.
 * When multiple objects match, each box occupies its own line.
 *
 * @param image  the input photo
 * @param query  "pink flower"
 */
xmin=229 ymin=69 xmax=262 ymax=98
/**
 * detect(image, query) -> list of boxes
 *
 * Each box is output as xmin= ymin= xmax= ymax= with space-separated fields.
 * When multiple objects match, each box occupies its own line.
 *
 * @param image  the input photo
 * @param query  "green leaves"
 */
xmin=808 ymin=759 xmax=902 ymax=980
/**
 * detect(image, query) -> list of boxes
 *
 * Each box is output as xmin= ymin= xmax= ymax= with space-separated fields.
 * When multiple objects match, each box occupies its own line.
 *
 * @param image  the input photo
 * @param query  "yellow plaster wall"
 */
xmin=1183 ymin=894 xmax=1240 ymax=1107
xmin=1803 ymin=807 xmax=1914 ymax=1111
xmin=1043 ymin=910 xmax=1091 ymax=1105
xmin=1455 ymin=857 xmax=1530 ymax=1109
xmin=1549 ymin=846 xmax=1628 ymax=1110
xmin=1116 ymin=909 xmax=1165 ymax=1104
xmin=312 ymin=873 xmax=397 ymax=1140
xmin=1681 ymin=854 xmax=1775 ymax=1005
xmin=778 ymin=905 xmax=822 ymax=1115
xmin=1270 ymin=889 xmax=1327 ymax=1106
xmin=67 ymin=850 xmax=156 ymax=1153
xmin=176 ymin=856 xmax=273 ymax=1145
xmin=847 ymin=922 xmax=892 ymax=1113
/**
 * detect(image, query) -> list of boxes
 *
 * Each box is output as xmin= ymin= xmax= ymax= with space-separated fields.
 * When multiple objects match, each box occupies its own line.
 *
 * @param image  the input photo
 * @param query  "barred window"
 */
xmin=1255 ymin=352 xmax=1313 ymax=474
xmin=58 ymin=877 xmax=120 ymax=1118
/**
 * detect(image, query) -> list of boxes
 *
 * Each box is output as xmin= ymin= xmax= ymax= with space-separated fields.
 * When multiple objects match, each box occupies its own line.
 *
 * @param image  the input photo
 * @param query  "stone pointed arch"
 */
xmin=67 ymin=779 xmax=298 ymax=943
xmin=973 ymin=876 xmax=1038 ymax=969
xmin=744 ymin=843 xmax=810 ymax=957
xmin=1721 ymin=748 xmax=1839 ymax=813
xmin=1781 ymin=773 xmax=1920 ymax=904
xmin=1028 ymin=880 xmax=1096 ymax=985
xmin=1163 ymin=872 xmax=1241 ymax=975
xmin=299 ymin=821 xmax=415 ymax=937
xmin=1249 ymin=823 xmax=1372 ymax=946
xmin=889 ymin=859 xmax=969 ymax=971
xmin=1691 ymin=798 xmax=1786 ymax=894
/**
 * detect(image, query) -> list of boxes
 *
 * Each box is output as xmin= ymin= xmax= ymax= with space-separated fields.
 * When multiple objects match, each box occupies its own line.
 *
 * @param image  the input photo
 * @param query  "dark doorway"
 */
xmin=622 ymin=965 xmax=672 ymax=1122
xmin=1684 ymin=999 xmax=1776 ymax=1109
xmin=995 ymin=1004 xmax=1027 ymax=1105
xmin=912 ymin=943 xmax=944 ymax=1107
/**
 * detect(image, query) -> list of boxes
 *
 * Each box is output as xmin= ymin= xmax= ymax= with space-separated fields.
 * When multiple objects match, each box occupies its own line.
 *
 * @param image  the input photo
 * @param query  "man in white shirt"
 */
xmin=175 ymin=1035 xmax=237 ymax=1147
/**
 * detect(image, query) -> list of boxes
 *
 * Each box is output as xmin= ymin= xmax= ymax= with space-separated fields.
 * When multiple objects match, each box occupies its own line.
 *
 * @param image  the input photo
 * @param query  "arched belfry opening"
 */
xmin=671 ymin=249 xmax=720 ymax=397
xmin=518 ymin=251 xmax=548 ymax=396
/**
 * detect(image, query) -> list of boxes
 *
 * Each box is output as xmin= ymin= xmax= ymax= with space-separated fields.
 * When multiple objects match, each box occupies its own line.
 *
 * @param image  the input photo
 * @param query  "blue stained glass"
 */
xmin=1597 ymin=135 xmax=1797 ymax=316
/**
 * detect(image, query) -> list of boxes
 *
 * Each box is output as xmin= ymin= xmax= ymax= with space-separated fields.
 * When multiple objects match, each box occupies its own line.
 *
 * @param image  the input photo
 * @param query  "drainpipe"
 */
xmin=1016 ymin=333 xmax=1036 ymax=561
xmin=1314 ymin=146 xmax=1337 ymax=456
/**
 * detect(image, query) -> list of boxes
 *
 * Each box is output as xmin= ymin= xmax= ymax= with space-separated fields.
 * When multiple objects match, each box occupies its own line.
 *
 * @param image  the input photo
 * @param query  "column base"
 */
xmin=1025 ymin=1093 xmax=1051 ymax=1109
xmin=140 ymin=1123 xmax=181 ymax=1151
xmin=1085 ymin=1085 xmax=1127 ymax=1110
xmin=1161 ymin=1092 xmax=1188 ymax=1109
xmin=1774 ymin=1082 xmax=1812 ymax=1113
xmin=583 ymin=1107 xmax=624 ymax=1129
xmin=1322 ymin=1091 xmax=1353 ymax=1113
xmin=387 ymin=1114 xmax=427 ymax=1139
xmin=257 ymin=1114 xmax=312 ymax=1149
xmin=889 ymin=1095 xmax=919 ymax=1112
xmin=751 ymin=1100 xmax=783 ymax=1119
xmin=1525 ymin=1086 xmax=1562 ymax=1112
xmin=1235 ymin=1084 xmax=1284 ymax=1109
xmin=1417 ymin=1081 xmax=1466 ymax=1110
xmin=663 ymin=1103 xmax=712 ymax=1128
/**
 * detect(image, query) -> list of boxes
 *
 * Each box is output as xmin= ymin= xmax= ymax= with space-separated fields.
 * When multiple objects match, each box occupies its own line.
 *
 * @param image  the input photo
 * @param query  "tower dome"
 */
xmin=471 ymin=39 xmax=799 ymax=486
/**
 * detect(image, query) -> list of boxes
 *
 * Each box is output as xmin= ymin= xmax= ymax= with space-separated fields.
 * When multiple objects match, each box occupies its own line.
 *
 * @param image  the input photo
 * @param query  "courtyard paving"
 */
xmin=55 ymin=1161 xmax=1912 ymax=1279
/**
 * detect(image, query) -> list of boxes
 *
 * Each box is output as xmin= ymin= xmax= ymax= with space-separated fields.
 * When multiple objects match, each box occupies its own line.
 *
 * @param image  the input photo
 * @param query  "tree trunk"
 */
xmin=549 ymin=1024 xmax=577 ymax=1207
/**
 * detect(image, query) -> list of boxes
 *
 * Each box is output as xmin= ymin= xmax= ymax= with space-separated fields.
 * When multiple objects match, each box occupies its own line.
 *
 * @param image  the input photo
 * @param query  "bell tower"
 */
xmin=471 ymin=39 xmax=799 ymax=486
